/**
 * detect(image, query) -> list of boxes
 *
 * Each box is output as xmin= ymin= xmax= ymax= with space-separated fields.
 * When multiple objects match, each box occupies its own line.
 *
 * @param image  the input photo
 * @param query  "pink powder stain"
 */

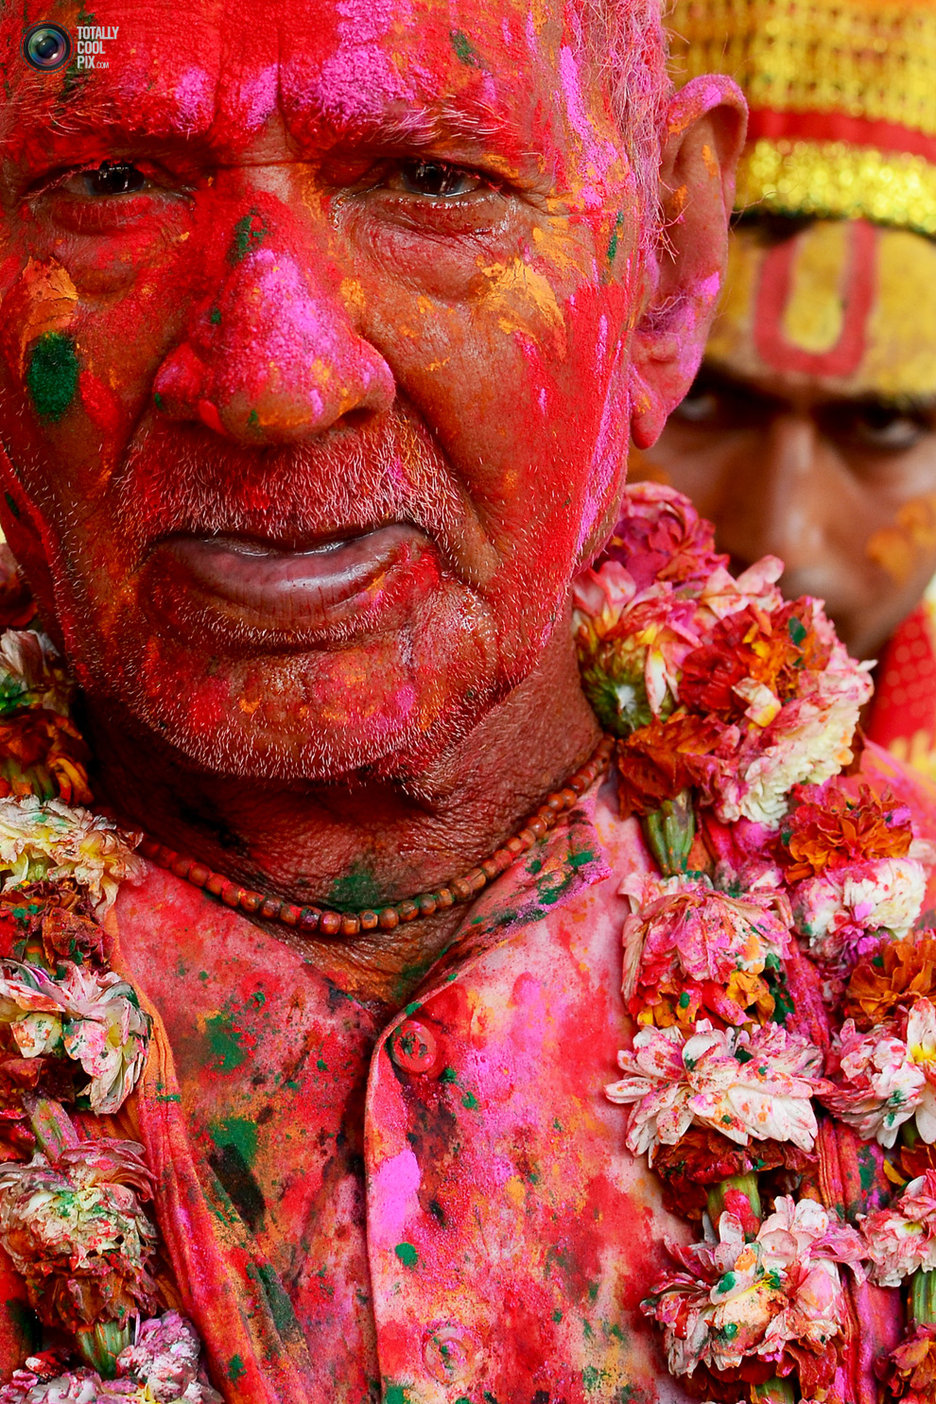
xmin=229 ymin=65 xmax=280 ymax=130
xmin=557 ymin=45 xmax=616 ymax=209
xmin=165 ymin=66 xmax=215 ymax=125
xmin=368 ymin=1146 xmax=423 ymax=1249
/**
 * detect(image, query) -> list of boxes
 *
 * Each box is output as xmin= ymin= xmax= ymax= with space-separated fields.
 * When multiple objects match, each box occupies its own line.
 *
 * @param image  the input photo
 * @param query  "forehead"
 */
xmin=0 ymin=0 xmax=603 ymax=166
xmin=707 ymin=220 xmax=936 ymax=402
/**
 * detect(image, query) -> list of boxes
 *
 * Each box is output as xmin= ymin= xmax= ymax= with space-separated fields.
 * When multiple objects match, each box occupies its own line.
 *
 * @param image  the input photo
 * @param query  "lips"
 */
xmin=150 ymin=523 xmax=437 ymax=642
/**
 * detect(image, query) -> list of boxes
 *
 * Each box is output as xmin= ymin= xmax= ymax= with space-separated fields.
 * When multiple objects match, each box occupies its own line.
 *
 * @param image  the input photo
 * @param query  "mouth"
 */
xmin=150 ymin=523 xmax=437 ymax=642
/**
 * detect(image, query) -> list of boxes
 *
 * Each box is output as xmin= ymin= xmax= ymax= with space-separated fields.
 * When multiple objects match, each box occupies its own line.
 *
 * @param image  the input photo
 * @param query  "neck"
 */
xmin=87 ymin=623 xmax=602 ymax=1006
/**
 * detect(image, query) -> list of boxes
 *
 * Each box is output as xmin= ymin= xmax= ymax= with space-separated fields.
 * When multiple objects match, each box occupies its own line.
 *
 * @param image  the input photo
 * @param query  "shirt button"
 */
xmin=423 ymin=1324 xmax=481 ymax=1383
xmin=389 ymin=1018 xmax=438 ymax=1073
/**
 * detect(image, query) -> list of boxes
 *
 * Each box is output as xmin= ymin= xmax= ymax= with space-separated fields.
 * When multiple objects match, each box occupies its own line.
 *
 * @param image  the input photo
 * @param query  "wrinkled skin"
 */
xmin=0 ymin=0 xmax=743 ymax=997
xmin=645 ymin=218 xmax=936 ymax=662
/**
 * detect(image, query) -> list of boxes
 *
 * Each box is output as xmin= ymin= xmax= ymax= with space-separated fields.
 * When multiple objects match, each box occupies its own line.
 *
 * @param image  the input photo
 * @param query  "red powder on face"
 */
xmin=79 ymin=370 xmax=122 ymax=435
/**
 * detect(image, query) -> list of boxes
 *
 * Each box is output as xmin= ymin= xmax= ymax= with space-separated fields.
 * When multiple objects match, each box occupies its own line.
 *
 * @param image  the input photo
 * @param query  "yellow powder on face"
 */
xmin=480 ymin=259 xmax=567 ymax=355
xmin=780 ymin=219 xmax=849 ymax=356
xmin=1 ymin=258 xmax=78 ymax=378
xmin=862 ymin=229 xmax=936 ymax=400
xmin=867 ymin=494 xmax=936 ymax=584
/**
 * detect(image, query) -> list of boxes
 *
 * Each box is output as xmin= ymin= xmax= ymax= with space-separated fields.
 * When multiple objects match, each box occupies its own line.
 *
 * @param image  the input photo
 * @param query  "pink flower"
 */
xmin=116 ymin=1312 xmax=221 ymax=1403
xmin=607 ymin=1019 xmax=826 ymax=1159
xmin=620 ymin=873 xmax=792 ymax=1026
xmin=791 ymin=857 xmax=926 ymax=970
xmin=862 ymin=1171 xmax=936 ymax=1287
xmin=822 ymin=1002 xmax=936 ymax=1147
xmin=643 ymin=1202 xmax=863 ymax=1380
xmin=0 ymin=1140 xmax=157 ymax=1332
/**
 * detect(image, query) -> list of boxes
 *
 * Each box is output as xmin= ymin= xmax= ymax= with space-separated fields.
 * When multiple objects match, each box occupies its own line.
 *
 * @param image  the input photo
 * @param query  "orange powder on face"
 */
xmin=867 ymin=494 xmax=936 ymax=584
xmin=0 ymin=259 xmax=78 ymax=379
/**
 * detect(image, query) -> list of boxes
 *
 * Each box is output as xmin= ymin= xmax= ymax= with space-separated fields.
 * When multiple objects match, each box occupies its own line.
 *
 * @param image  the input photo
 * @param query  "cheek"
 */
xmin=865 ymin=493 xmax=936 ymax=589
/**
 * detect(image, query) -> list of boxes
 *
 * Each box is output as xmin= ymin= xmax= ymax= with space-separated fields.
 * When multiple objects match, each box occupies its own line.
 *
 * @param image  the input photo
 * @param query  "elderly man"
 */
xmin=0 ymin=2 xmax=935 ymax=1403
xmin=646 ymin=0 xmax=936 ymax=778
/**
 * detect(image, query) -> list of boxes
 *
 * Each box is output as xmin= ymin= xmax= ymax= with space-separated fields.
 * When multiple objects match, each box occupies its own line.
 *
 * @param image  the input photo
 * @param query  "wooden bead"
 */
xmin=298 ymin=907 xmax=321 ymax=931
xmin=240 ymin=891 xmax=264 ymax=914
xmin=398 ymin=900 xmax=420 ymax=923
xmin=417 ymin=895 xmax=437 ymax=917
xmin=220 ymin=882 xmax=245 ymax=907
xmin=528 ymin=818 xmax=547 ymax=839
xmin=378 ymin=908 xmax=400 ymax=931
xmin=560 ymin=788 xmax=579 ymax=807
xmin=451 ymin=877 xmax=473 ymax=901
xmin=188 ymin=864 xmax=211 ymax=887
xmin=506 ymin=837 xmax=526 ymax=855
xmin=466 ymin=868 xmax=487 ymax=893
xmin=341 ymin=915 xmax=361 ymax=937
xmin=481 ymin=858 xmax=500 ymax=880
xmin=360 ymin=910 xmax=380 ymax=931
xmin=260 ymin=898 xmax=280 ymax=920
xmin=279 ymin=905 xmax=299 ymax=927
xmin=435 ymin=888 xmax=455 ymax=909
xmin=493 ymin=848 xmax=514 ymax=870
xmin=319 ymin=912 xmax=342 ymax=937
xmin=206 ymin=873 xmax=226 ymax=896
xmin=545 ymin=794 xmax=565 ymax=811
xmin=518 ymin=827 xmax=537 ymax=847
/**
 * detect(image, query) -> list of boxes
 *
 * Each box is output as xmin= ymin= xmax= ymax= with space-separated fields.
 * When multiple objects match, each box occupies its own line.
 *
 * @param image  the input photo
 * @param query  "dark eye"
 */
xmin=78 ymin=161 xmax=148 ymax=197
xmin=397 ymin=161 xmax=484 ymax=198
xmin=844 ymin=404 xmax=929 ymax=453
xmin=674 ymin=386 xmax=721 ymax=425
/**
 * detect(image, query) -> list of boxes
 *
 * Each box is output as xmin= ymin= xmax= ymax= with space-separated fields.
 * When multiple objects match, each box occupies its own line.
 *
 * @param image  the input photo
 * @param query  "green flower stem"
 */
xmin=750 ymin=1379 xmax=797 ymax=1402
xmin=75 ymin=1320 xmax=131 ymax=1378
xmin=642 ymin=790 xmax=696 ymax=876
xmin=24 ymin=1095 xmax=78 ymax=1157
xmin=706 ymin=1172 xmax=763 ymax=1229
xmin=911 ymin=1267 xmax=936 ymax=1326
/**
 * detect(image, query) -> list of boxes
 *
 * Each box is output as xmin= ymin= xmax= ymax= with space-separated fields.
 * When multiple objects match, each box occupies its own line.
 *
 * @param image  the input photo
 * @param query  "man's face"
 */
xmin=643 ymin=218 xmax=936 ymax=661
xmin=0 ymin=0 xmax=641 ymax=781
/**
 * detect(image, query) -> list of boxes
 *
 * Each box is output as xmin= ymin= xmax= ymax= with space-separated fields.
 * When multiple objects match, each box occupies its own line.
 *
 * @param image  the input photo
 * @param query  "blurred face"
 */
xmin=645 ymin=219 xmax=936 ymax=660
xmin=0 ymin=0 xmax=642 ymax=782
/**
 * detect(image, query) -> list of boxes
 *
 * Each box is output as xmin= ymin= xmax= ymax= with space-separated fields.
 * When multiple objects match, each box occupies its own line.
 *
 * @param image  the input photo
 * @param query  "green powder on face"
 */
xmin=26 ymin=333 xmax=79 ymax=422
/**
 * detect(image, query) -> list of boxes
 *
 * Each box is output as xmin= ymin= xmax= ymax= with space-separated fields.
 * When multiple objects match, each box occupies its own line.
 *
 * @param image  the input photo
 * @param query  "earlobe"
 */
xmin=629 ymin=74 xmax=747 ymax=451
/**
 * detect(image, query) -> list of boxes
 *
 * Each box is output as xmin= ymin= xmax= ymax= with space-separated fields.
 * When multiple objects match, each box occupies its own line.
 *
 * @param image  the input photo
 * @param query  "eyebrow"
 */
xmin=699 ymin=362 xmax=936 ymax=416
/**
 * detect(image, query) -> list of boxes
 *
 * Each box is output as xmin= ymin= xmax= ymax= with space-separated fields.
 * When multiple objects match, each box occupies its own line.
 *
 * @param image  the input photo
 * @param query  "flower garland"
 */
xmin=0 ymin=549 xmax=220 ymax=1404
xmin=574 ymin=483 xmax=936 ymax=1404
xmin=0 ymin=485 xmax=928 ymax=1401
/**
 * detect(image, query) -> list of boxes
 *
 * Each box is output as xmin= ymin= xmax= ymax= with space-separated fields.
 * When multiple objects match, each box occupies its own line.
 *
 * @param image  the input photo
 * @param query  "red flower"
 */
xmin=615 ymin=713 xmax=724 ymax=817
xmin=877 ymin=1323 xmax=936 ymax=1401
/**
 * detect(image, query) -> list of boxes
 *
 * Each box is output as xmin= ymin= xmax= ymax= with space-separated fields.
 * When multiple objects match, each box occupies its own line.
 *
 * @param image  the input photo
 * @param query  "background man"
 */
xmin=0 ymin=0 xmax=747 ymax=1398
xmin=645 ymin=0 xmax=936 ymax=776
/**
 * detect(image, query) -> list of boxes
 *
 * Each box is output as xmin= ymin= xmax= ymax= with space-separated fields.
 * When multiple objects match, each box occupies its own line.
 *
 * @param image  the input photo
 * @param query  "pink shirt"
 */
xmin=103 ymin=753 xmax=922 ymax=1403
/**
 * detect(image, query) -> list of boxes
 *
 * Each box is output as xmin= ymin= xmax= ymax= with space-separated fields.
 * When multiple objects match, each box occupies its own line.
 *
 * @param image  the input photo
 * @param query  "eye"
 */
xmin=845 ymin=404 xmax=930 ymax=453
xmin=394 ymin=160 xmax=486 ymax=199
xmin=674 ymin=385 xmax=721 ymax=425
xmin=68 ymin=160 xmax=149 ymax=198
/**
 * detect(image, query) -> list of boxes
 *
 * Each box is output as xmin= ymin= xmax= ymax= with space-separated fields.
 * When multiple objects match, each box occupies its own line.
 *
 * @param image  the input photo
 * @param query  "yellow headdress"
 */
xmin=668 ymin=0 xmax=936 ymax=236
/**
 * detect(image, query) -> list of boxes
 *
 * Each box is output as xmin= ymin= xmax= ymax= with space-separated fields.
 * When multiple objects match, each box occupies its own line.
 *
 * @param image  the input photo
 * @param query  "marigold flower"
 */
xmin=0 ymin=1141 xmax=158 ymax=1333
xmin=614 ymin=711 xmax=726 ymax=815
xmin=620 ymin=873 xmax=792 ymax=1027
xmin=607 ymin=1019 xmax=826 ymax=1159
xmin=845 ymin=937 xmax=936 ymax=1030
xmin=0 ymin=799 xmax=143 ymax=914
xmin=778 ymin=783 xmax=913 ymax=884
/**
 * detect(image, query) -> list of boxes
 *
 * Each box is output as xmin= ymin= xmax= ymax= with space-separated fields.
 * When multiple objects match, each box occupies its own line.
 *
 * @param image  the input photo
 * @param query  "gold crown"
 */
xmin=668 ymin=0 xmax=936 ymax=235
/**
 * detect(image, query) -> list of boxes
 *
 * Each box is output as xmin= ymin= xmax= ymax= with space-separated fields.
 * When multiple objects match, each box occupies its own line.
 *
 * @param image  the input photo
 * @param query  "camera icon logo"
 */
xmin=22 ymin=23 xmax=72 ymax=71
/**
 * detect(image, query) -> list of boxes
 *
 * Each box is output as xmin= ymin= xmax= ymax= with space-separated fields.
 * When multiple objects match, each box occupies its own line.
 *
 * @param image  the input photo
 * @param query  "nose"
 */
xmin=153 ymin=216 xmax=395 ymax=444
xmin=719 ymin=412 xmax=833 ymax=577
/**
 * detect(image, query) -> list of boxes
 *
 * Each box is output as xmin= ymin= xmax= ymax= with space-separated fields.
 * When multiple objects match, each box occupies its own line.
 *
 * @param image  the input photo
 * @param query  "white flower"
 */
xmin=862 ymin=1171 xmax=936 ymax=1287
xmin=821 ymin=1003 xmax=936 ymax=1147
xmin=792 ymin=857 xmax=926 ymax=963
xmin=607 ymin=1019 xmax=826 ymax=1158
xmin=0 ymin=797 xmax=143 ymax=913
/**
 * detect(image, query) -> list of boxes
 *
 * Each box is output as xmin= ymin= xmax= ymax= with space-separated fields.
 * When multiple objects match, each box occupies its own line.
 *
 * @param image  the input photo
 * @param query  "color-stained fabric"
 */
xmin=867 ymin=591 xmax=936 ymax=783
xmin=0 ymin=738 xmax=915 ymax=1403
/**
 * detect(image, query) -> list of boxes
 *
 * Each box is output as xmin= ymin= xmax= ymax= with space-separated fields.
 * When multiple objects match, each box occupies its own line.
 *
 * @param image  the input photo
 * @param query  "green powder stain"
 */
xmin=450 ymin=28 xmax=481 ymax=66
xmin=210 ymin=1115 xmax=258 ymax=1168
xmin=462 ymin=1091 xmax=479 ymax=1110
xmin=327 ymin=863 xmax=382 ymax=911
xmin=384 ymin=1388 xmax=411 ymax=1404
xmin=3 ymin=493 xmax=19 ymax=521
xmin=205 ymin=1010 xmax=247 ymax=1072
xmin=394 ymin=1242 xmax=418 ymax=1267
xmin=606 ymin=209 xmax=625 ymax=265
xmin=209 ymin=306 xmax=222 ymax=324
xmin=246 ymin=408 xmax=260 ymax=430
xmin=247 ymin=1261 xmax=301 ymax=1339
xmin=858 ymin=1143 xmax=877 ymax=1195
xmin=26 ymin=332 xmax=79 ymax=422
xmin=229 ymin=208 xmax=268 ymax=263
xmin=440 ymin=1066 xmax=458 ymax=1083
xmin=153 ymin=390 xmax=165 ymax=410
xmin=227 ymin=1356 xmax=246 ymax=1382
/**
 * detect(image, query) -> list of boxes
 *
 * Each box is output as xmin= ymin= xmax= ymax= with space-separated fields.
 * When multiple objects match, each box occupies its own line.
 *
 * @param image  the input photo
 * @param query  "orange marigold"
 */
xmin=878 ymin=1324 xmax=936 ymax=1402
xmin=615 ymin=711 xmax=724 ymax=817
xmin=844 ymin=936 xmax=936 ymax=1030
xmin=778 ymin=783 xmax=913 ymax=885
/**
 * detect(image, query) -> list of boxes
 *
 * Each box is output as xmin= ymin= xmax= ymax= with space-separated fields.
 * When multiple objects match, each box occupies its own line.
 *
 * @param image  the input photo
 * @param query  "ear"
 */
xmin=629 ymin=76 xmax=746 ymax=451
